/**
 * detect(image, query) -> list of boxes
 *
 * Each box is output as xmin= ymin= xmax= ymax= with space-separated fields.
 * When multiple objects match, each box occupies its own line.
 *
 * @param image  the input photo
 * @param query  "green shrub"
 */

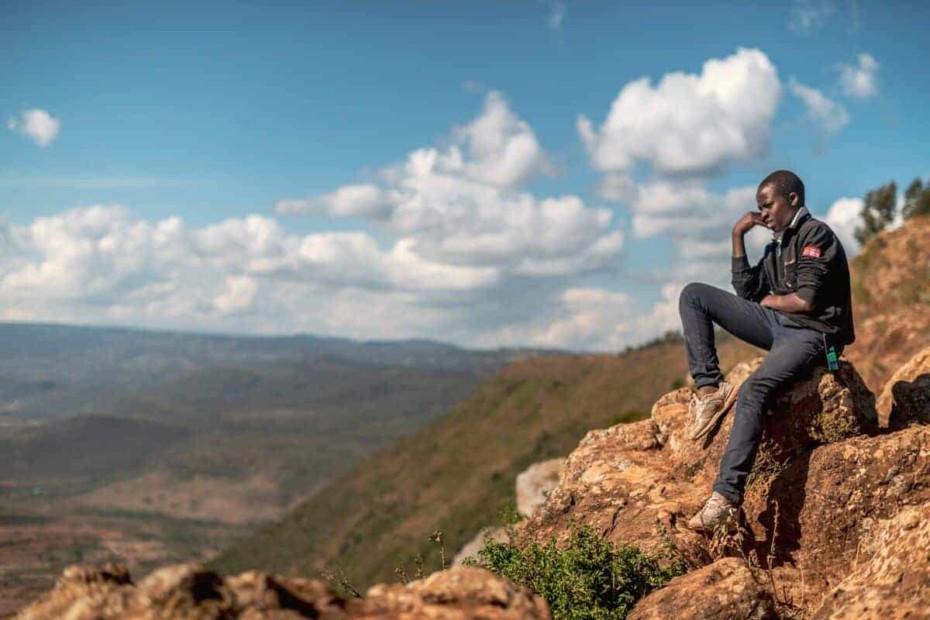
xmin=469 ymin=525 xmax=684 ymax=620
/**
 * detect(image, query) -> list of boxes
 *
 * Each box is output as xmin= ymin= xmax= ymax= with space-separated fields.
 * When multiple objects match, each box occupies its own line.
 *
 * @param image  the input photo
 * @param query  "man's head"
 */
xmin=757 ymin=170 xmax=805 ymax=233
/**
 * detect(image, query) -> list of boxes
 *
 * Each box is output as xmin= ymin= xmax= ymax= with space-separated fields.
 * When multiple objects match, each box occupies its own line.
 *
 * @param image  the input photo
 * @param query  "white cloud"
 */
xmin=839 ymin=53 xmax=879 ymax=99
xmin=276 ymin=184 xmax=388 ymax=218
xmin=788 ymin=77 xmax=850 ymax=134
xmin=281 ymin=91 xmax=618 ymax=277
xmin=578 ymin=48 xmax=781 ymax=177
xmin=824 ymin=197 xmax=864 ymax=255
xmin=788 ymin=0 xmax=835 ymax=34
xmin=547 ymin=1 xmax=566 ymax=32
xmin=7 ymin=108 xmax=61 ymax=147
xmin=452 ymin=91 xmax=548 ymax=188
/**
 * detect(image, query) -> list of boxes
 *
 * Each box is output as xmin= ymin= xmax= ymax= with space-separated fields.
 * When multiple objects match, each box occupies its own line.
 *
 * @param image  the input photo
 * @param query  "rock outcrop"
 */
xmin=517 ymin=357 xmax=930 ymax=616
xmin=17 ymin=564 xmax=549 ymax=620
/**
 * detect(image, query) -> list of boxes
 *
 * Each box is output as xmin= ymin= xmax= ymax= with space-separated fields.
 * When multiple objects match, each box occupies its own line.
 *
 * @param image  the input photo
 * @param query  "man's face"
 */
xmin=756 ymin=183 xmax=799 ymax=233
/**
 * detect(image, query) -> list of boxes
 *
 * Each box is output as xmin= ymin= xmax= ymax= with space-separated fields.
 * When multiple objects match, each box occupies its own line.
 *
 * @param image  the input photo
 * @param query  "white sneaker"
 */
xmin=689 ymin=382 xmax=737 ymax=440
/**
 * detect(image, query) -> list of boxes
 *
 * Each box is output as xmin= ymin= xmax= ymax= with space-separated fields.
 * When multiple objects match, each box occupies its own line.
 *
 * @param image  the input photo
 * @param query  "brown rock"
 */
xmin=351 ymin=567 xmax=550 ymax=619
xmin=876 ymin=344 xmax=930 ymax=428
xmin=762 ymin=426 xmax=930 ymax=610
xmin=138 ymin=563 xmax=236 ymax=616
xmin=628 ymin=558 xmax=775 ymax=620
xmin=226 ymin=571 xmax=346 ymax=618
xmin=17 ymin=564 xmax=544 ymax=619
xmin=811 ymin=504 xmax=930 ymax=619
xmin=16 ymin=564 xmax=138 ymax=620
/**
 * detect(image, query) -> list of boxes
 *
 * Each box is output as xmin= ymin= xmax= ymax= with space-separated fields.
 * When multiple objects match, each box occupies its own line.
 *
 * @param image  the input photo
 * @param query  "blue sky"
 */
xmin=1 ymin=1 xmax=927 ymax=349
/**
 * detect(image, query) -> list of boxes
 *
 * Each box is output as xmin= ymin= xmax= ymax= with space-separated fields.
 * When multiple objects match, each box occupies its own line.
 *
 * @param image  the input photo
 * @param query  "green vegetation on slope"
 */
xmin=470 ymin=524 xmax=684 ymax=620
xmin=215 ymin=336 xmax=756 ymax=588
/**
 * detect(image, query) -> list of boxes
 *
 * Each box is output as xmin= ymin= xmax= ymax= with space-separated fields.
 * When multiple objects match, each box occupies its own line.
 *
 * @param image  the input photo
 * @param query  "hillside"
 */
xmin=845 ymin=215 xmax=930 ymax=393
xmin=215 ymin=215 xmax=930 ymax=591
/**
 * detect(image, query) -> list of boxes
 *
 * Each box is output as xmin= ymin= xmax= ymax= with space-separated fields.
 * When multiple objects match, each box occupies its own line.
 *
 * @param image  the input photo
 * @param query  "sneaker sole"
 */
xmin=691 ymin=383 xmax=738 ymax=440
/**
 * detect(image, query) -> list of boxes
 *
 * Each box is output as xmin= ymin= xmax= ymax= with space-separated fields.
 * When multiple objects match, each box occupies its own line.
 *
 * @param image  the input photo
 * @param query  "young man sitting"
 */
xmin=678 ymin=170 xmax=855 ymax=531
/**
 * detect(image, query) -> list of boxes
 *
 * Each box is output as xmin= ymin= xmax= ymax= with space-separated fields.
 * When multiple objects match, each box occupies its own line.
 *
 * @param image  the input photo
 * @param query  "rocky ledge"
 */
xmin=16 ymin=563 xmax=549 ymax=620
xmin=518 ymin=347 xmax=930 ymax=618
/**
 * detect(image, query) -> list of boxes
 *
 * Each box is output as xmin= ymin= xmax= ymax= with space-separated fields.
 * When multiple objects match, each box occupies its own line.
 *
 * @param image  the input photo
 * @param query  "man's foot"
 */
xmin=686 ymin=492 xmax=738 ymax=532
xmin=689 ymin=381 xmax=737 ymax=440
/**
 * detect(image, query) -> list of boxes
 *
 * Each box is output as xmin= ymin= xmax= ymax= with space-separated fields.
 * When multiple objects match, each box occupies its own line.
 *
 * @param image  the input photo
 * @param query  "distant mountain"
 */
xmin=0 ymin=322 xmax=545 ymax=420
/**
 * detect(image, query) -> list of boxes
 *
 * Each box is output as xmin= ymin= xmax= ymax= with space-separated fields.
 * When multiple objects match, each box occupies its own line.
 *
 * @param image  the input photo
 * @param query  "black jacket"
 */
xmin=731 ymin=209 xmax=855 ymax=345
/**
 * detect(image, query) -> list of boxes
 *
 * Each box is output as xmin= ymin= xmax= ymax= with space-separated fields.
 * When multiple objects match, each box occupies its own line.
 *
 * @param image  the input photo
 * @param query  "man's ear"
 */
xmin=787 ymin=192 xmax=799 ymax=207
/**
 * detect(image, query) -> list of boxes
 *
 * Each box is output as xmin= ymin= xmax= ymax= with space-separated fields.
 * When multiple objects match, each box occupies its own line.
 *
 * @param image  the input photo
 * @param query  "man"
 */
xmin=678 ymin=170 xmax=855 ymax=531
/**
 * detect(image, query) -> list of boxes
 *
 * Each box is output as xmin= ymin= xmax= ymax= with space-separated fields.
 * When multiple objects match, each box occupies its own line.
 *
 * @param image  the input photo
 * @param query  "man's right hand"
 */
xmin=733 ymin=212 xmax=765 ymax=237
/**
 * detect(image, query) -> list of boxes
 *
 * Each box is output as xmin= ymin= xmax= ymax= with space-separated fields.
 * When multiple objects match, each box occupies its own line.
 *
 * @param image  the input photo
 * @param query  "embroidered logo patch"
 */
xmin=802 ymin=245 xmax=822 ymax=259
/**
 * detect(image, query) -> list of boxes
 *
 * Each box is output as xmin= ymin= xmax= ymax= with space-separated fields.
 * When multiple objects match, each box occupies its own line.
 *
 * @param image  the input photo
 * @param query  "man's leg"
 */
xmin=678 ymin=283 xmax=776 ymax=389
xmin=712 ymin=326 xmax=823 ymax=504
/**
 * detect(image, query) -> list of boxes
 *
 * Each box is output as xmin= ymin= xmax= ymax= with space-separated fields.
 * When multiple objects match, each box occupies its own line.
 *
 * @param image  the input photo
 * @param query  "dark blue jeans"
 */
xmin=678 ymin=282 xmax=825 ymax=505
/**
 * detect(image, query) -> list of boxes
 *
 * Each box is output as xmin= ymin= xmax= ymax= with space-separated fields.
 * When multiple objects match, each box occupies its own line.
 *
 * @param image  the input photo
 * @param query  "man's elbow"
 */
xmin=794 ymin=289 xmax=816 ymax=314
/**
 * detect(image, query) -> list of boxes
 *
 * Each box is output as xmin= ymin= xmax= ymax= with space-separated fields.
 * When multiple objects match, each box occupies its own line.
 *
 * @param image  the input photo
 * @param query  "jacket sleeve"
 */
xmin=731 ymin=254 xmax=769 ymax=302
xmin=795 ymin=225 xmax=836 ymax=308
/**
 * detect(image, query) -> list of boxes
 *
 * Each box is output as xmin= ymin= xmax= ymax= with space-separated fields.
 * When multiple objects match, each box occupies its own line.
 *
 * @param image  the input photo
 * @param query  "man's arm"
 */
xmin=731 ymin=212 xmax=769 ymax=301
xmin=759 ymin=292 xmax=813 ymax=313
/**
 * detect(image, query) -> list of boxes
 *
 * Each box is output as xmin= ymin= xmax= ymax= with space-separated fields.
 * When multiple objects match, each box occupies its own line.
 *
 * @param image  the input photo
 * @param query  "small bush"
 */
xmin=469 ymin=525 xmax=684 ymax=620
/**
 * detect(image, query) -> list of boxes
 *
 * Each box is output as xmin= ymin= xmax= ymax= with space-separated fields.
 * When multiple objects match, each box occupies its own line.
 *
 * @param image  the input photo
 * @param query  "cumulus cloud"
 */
xmin=824 ymin=197 xmax=864 ymax=255
xmin=788 ymin=77 xmax=850 ymax=134
xmin=280 ymin=91 xmax=618 ymax=276
xmin=0 ymin=206 xmax=507 ymax=329
xmin=7 ymin=108 xmax=61 ymax=147
xmin=578 ymin=48 xmax=781 ymax=177
xmin=788 ymin=0 xmax=835 ymax=34
xmin=839 ymin=53 xmax=879 ymax=99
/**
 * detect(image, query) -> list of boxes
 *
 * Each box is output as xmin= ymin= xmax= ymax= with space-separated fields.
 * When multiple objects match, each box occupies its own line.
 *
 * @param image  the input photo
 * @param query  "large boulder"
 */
xmin=811 ymin=503 xmax=930 ymax=619
xmin=876 ymin=344 xmax=930 ymax=428
xmin=628 ymin=558 xmax=775 ymax=620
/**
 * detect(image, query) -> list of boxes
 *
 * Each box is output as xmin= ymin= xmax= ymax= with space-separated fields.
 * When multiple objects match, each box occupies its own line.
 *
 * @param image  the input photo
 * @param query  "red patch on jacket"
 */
xmin=802 ymin=245 xmax=822 ymax=259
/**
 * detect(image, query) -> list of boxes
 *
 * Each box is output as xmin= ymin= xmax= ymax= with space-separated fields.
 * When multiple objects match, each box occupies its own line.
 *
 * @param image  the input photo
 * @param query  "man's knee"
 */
xmin=679 ymin=282 xmax=711 ymax=311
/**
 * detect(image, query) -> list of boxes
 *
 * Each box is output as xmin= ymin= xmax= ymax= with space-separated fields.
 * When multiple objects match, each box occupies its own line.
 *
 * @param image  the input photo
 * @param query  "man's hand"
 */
xmin=733 ymin=212 xmax=765 ymax=237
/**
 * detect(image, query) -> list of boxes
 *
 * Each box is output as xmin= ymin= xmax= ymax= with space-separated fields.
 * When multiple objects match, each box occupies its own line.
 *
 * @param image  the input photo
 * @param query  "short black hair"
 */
xmin=759 ymin=170 xmax=805 ymax=206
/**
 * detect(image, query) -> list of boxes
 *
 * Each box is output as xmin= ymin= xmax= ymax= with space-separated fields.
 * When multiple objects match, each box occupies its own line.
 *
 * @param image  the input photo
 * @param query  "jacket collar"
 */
xmin=775 ymin=206 xmax=809 ymax=241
